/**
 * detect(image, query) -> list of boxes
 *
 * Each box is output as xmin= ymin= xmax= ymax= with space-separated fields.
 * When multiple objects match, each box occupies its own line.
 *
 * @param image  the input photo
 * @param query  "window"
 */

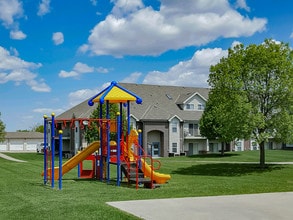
xmin=186 ymin=104 xmax=194 ymax=110
xmin=236 ymin=141 xmax=242 ymax=151
xmin=209 ymin=143 xmax=218 ymax=152
xmin=130 ymin=121 xmax=136 ymax=130
xmin=172 ymin=121 xmax=177 ymax=133
xmin=252 ymin=141 xmax=258 ymax=150
xmin=188 ymin=123 xmax=199 ymax=136
xmin=172 ymin=143 xmax=177 ymax=153
xmin=198 ymin=103 xmax=205 ymax=110
xmin=129 ymin=117 xmax=137 ymax=130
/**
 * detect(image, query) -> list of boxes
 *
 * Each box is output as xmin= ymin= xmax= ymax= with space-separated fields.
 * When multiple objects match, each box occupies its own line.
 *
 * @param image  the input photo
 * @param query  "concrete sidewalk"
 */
xmin=107 ymin=192 xmax=293 ymax=220
xmin=0 ymin=152 xmax=26 ymax=162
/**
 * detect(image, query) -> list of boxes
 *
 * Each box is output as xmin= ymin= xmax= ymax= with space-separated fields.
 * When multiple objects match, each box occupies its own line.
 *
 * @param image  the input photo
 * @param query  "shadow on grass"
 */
xmin=172 ymin=163 xmax=284 ymax=177
xmin=187 ymin=153 xmax=240 ymax=159
xmin=73 ymin=178 xmax=130 ymax=186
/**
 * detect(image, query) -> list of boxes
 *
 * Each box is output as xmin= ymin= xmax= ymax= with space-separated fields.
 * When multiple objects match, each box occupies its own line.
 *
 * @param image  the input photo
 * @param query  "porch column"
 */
xmin=206 ymin=139 xmax=209 ymax=152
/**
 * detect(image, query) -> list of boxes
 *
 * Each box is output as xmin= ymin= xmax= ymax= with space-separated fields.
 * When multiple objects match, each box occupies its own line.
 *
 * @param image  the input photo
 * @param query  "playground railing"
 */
xmin=127 ymin=141 xmax=162 ymax=189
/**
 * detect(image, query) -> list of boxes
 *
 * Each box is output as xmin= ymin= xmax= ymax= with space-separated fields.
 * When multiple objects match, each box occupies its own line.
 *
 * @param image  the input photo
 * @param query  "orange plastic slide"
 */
xmin=140 ymin=159 xmax=171 ymax=184
xmin=42 ymin=141 xmax=100 ymax=180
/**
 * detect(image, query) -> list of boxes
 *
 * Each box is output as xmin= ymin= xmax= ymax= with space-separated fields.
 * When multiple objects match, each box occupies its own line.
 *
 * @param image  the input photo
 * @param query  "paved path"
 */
xmin=107 ymin=192 xmax=293 ymax=220
xmin=0 ymin=152 xmax=26 ymax=162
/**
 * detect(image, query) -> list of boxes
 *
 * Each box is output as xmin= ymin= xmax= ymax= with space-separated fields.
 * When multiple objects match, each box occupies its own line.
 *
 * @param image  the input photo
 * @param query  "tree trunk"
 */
xmin=221 ymin=142 xmax=225 ymax=156
xmin=259 ymin=141 xmax=265 ymax=168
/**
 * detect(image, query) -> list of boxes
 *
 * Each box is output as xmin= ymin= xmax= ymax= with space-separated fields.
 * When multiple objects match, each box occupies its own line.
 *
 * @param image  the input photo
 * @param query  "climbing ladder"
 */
xmin=120 ymin=160 xmax=153 ymax=188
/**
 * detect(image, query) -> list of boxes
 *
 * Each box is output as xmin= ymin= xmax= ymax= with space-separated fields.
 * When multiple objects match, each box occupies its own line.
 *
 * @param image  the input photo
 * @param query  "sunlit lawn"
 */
xmin=1 ymin=150 xmax=293 ymax=219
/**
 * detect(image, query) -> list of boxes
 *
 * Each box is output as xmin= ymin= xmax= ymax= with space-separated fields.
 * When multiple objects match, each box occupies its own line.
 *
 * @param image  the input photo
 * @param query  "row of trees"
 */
xmin=0 ymin=113 xmax=5 ymax=142
xmin=200 ymin=39 xmax=293 ymax=168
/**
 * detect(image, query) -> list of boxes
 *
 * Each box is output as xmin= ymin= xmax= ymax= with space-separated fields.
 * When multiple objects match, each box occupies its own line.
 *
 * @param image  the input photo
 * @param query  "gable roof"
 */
xmin=57 ymin=83 xmax=210 ymax=122
xmin=119 ymin=83 xmax=209 ymax=121
xmin=168 ymin=115 xmax=183 ymax=122
xmin=178 ymin=92 xmax=207 ymax=104
xmin=5 ymin=132 xmax=43 ymax=139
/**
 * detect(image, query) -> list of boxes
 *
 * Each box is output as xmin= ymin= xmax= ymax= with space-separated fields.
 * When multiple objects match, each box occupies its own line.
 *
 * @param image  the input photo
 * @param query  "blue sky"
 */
xmin=0 ymin=0 xmax=293 ymax=131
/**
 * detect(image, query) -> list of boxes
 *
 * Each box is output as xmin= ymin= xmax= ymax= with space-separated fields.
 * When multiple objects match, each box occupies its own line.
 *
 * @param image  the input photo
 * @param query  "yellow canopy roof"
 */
xmin=92 ymin=86 xmax=137 ymax=103
xmin=88 ymin=81 xmax=142 ymax=105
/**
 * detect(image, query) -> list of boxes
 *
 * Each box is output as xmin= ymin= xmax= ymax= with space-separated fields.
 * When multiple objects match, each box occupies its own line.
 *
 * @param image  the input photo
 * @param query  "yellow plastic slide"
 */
xmin=140 ymin=159 xmax=171 ymax=184
xmin=42 ymin=141 xmax=100 ymax=180
xmin=127 ymin=129 xmax=171 ymax=184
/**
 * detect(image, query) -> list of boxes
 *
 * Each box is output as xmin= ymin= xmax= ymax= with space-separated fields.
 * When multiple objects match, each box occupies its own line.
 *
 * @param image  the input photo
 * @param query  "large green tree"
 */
xmin=200 ymin=39 xmax=293 ymax=167
xmin=0 ymin=113 xmax=6 ymax=142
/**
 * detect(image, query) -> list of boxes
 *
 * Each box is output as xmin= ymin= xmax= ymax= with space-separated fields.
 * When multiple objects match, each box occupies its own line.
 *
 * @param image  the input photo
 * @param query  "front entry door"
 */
xmin=152 ymin=142 xmax=160 ymax=157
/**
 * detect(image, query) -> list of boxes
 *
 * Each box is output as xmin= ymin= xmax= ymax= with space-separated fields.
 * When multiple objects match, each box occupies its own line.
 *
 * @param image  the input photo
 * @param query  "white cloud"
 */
xmin=78 ymin=44 xmax=89 ymax=53
xmin=96 ymin=67 xmax=109 ymax=73
xmin=37 ymin=0 xmax=51 ymax=16
xmin=9 ymin=47 xmax=19 ymax=56
xmin=90 ymin=0 xmax=97 ymax=6
xmin=0 ymin=0 xmax=23 ymax=27
xmin=27 ymin=78 xmax=51 ymax=92
xmin=0 ymin=46 xmax=51 ymax=92
xmin=10 ymin=30 xmax=26 ymax=40
xmin=0 ymin=0 xmax=26 ymax=40
xmin=0 ymin=46 xmax=40 ymax=70
xmin=52 ymin=32 xmax=64 ymax=45
xmin=143 ymin=47 xmax=228 ymax=87
xmin=235 ymin=0 xmax=250 ymax=12
xmin=68 ymin=89 xmax=98 ymax=106
xmin=111 ymin=0 xmax=144 ymax=17
xmin=73 ymin=62 xmax=94 ymax=73
xmin=58 ymin=70 xmax=79 ymax=78
xmin=290 ymin=32 xmax=293 ymax=38
xmin=81 ymin=0 xmax=267 ymax=57
xmin=68 ymin=82 xmax=110 ymax=107
xmin=59 ymin=62 xmax=94 ymax=78
xmin=121 ymin=72 xmax=142 ymax=83
xmin=33 ymin=108 xmax=64 ymax=115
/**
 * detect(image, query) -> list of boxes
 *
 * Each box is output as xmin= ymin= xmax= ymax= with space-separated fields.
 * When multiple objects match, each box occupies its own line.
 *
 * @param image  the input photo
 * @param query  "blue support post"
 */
xmin=127 ymin=101 xmax=130 ymax=135
xmin=99 ymin=104 xmax=103 ymax=181
xmin=43 ymin=115 xmax=48 ymax=185
xmin=106 ymin=101 xmax=110 ymax=183
xmin=58 ymin=130 xmax=63 ymax=190
xmin=138 ymin=129 xmax=142 ymax=147
xmin=120 ymin=102 xmax=123 ymax=182
xmin=116 ymin=112 xmax=121 ymax=186
xmin=138 ymin=129 xmax=142 ymax=169
xmin=51 ymin=113 xmax=55 ymax=189
xmin=77 ymin=163 xmax=80 ymax=178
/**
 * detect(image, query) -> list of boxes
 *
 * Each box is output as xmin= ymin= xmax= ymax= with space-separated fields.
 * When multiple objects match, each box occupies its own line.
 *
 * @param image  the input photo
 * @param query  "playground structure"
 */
xmin=42 ymin=81 xmax=171 ymax=189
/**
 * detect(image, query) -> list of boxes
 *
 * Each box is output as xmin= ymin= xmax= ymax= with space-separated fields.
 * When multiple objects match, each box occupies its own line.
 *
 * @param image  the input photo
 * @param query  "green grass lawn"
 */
xmin=1 ymin=150 xmax=293 ymax=219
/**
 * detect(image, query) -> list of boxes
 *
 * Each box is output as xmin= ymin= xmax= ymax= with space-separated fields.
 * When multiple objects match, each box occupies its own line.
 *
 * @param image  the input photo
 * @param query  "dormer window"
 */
xmin=186 ymin=104 xmax=194 ymax=110
xmin=198 ymin=103 xmax=205 ymax=110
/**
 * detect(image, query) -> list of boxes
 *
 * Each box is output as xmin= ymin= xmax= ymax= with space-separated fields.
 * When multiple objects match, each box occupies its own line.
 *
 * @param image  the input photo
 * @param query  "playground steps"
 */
xmin=120 ymin=162 xmax=153 ymax=187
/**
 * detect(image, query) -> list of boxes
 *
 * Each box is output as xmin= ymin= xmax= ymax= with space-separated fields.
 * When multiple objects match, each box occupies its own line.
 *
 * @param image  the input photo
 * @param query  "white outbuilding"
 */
xmin=0 ymin=132 xmax=43 ymax=152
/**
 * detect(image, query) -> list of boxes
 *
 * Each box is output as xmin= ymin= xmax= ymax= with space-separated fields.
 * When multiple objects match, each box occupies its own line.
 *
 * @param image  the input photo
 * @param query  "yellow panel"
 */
xmin=92 ymin=93 xmax=104 ymax=103
xmin=105 ymin=87 xmax=136 ymax=101
xmin=91 ymin=86 xmax=137 ymax=103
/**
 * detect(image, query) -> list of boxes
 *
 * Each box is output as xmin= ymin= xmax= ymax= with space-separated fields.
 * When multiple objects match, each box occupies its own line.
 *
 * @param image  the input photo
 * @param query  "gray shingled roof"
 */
xmin=5 ymin=132 xmax=43 ymax=139
xmin=121 ymin=83 xmax=209 ymax=121
xmin=57 ymin=83 xmax=210 ymax=122
xmin=57 ymin=99 xmax=93 ymax=119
